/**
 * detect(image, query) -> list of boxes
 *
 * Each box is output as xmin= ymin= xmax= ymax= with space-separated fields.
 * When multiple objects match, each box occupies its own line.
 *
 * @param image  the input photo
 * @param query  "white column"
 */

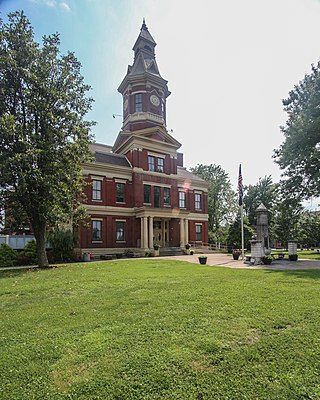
xmin=149 ymin=216 xmax=153 ymax=248
xmin=143 ymin=217 xmax=148 ymax=249
xmin=185 ymin=219 xmax=189 ymax=244
xmin=180 ymin=218 xmax=185 ymax=248
xmin=140 ymin=218 xmax=144 ymax=249
xmin=162 ymin=219 xmax=165 ymax=247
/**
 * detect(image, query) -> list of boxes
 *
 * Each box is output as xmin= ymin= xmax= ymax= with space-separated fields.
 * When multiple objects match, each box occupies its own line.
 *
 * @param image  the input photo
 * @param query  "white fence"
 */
xmin=0 ymin=235 xmax=35 ymax=250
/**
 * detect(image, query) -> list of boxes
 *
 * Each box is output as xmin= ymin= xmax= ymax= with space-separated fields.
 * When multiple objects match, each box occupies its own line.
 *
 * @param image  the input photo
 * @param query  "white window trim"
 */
xmin=195 ymin=192 xmax=202 ymax=210
xmin=147 ymin=152 xmax=165 ymax=159
xmin=92 ymin=219 xmax=103 ymax=242
xmin=116 ymin=220 xmax=126 ymax=242
xmin=179 ymin=191 xmax=186 ymax=209
xmin=92 ymin=178 xmax=103 ymax=201
xmin=143 ymin=181 xmax=171 ymax=189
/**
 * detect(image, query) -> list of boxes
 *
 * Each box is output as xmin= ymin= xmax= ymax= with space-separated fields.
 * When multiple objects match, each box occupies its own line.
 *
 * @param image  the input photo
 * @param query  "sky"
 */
xmin=1 ymin=0 xmax=320 ymax=203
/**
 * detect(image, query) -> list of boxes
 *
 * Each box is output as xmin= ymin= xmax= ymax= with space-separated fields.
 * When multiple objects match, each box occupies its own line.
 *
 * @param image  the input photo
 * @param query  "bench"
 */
xmin=271 ymin=253 xmax=285 ymax=260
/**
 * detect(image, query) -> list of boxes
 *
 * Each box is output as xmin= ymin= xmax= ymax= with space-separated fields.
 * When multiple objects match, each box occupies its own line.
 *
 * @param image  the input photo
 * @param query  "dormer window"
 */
xmin=135 ymin=93 xmax=142 ymax=112
xmin=148 ymin=155 xmax=165 ymax=173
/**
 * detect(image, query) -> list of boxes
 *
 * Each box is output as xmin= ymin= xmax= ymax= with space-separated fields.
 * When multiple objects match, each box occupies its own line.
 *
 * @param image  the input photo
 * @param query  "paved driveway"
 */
xmin=158 ymin=253 xmax=320 ymax=270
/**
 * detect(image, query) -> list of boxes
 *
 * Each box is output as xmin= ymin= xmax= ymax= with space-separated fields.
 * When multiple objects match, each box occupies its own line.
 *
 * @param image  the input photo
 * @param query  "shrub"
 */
xmin=47 ymin=229 xmax=76 ymax=262
xmin=20 ymin=240 xmax=38 ymax=265
xmin=0 ymin=243 xmax=17 ymax=267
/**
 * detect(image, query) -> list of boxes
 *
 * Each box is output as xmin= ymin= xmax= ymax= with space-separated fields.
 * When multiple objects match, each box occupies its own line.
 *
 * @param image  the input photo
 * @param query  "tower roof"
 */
xmin=118 ymin=19 xmax=169 ymax=93
xmin=134 ymin=18 xmax=156 ymax=46
xmin=129 ymin=18 xmax=161 ymax=78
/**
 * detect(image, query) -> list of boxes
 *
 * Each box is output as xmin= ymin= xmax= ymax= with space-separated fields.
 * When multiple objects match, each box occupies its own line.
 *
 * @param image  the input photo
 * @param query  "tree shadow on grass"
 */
xmin=0 ymin=265 xmax=59 ymax=279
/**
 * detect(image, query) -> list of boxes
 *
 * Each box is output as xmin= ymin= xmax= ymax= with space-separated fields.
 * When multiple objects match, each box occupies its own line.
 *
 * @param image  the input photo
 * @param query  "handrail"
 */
xmin=187 ymin=241 xmax=228 ymax=251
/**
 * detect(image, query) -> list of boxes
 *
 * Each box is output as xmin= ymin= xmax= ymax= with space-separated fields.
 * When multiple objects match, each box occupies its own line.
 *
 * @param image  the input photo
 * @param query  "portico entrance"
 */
xmin=139 ymin=215 xmax=189 ymax=249
xmin=153 ymin=219 xmax=169 ymax=247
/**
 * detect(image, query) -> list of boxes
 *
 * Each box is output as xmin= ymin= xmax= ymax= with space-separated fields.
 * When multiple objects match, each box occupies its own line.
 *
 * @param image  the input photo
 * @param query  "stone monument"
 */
xmin=248 ymin=203 xmax=270 ymax=265
xmin=256 ymin=203 xmax=270 ymax=255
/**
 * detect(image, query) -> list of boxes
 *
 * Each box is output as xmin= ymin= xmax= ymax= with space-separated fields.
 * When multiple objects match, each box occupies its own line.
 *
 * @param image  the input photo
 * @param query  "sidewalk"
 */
xmin=158 ymin=253 xmax=320 ymax=270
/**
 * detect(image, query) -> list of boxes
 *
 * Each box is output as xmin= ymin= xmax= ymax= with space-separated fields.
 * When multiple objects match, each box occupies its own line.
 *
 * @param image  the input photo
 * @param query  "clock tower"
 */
xmin=117 ymin=19 xmax=171 ymax=133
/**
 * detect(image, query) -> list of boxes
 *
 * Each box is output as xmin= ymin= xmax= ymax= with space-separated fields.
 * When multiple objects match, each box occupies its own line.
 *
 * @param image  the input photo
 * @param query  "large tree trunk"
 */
xmin=33 ymin=219 xmax=49 ymax=268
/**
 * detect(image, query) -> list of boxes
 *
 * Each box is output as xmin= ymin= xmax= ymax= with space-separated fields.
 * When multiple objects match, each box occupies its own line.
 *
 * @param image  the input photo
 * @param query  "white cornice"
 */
xmin=142 ymin=181 xmax=171 ymax=188
xmin=116 ymin=136 xmax=179 ymax=157
xmin=123 ymin=111 xmax=165 ymax=126
xmin=85 ymin=204 xmax=208 ymax=221
xmin=113 ymin=126 xmax=181 ymax=154
xmin=118 ymin=73 xmax=170 ymax=96
xmin=85 ymin=205 xmax=136 ymax=216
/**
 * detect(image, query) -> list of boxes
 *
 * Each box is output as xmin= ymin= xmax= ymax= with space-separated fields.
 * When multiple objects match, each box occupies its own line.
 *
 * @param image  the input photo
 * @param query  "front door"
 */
xmin=153 ymin=219 xmax=169 ymax=247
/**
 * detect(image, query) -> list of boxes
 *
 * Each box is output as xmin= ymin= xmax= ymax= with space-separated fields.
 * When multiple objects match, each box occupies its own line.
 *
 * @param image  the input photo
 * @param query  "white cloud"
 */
xmin=59 ymin=2 xmax=71 ymax=12
xmin=45 ymin=0 xmax=56 ymax=7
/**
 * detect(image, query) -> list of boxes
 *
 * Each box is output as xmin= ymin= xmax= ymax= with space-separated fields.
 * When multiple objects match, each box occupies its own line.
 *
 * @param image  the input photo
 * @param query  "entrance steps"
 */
xmin=159 ymin=247 xmax=184 ymax=256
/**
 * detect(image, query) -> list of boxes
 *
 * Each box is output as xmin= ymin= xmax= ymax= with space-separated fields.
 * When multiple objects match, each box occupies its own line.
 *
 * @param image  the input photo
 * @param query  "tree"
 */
xmin=273 ymin=196 xmax=302 ymax=247
xmin=0 ymin=11 xmax=94 ymax=267
xmin=244 ymin=175 xmax=278 ymax=226
xmin=190 ymin=164 xmax=237 ymax=243
xmin=226 ymin=214 xmax=253 ymax=251
xmin=297 ymin=211 xmax=320 ymax=248
xmin=274 ymin=61 xmax=320 ymax=199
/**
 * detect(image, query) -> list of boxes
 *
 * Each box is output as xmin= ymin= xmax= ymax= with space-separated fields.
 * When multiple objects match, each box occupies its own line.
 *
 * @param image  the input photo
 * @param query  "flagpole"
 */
xmin=238 ymin=164 xmax=244 ymax=260
xmin=240 ymin=203 xmax=244 ymax=260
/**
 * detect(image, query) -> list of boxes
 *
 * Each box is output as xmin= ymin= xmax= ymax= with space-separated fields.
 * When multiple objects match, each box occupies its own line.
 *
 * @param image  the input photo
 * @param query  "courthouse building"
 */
xmin=78 ymin=20 xmax=209 ymax=256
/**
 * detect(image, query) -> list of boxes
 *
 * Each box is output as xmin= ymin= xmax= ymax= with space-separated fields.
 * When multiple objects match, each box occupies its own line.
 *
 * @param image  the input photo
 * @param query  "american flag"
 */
xmin=238 ymin=164 xmax=243 ymax=206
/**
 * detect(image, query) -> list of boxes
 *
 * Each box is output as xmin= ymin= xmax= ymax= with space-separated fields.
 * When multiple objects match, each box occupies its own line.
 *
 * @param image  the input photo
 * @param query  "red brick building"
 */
xmin=78 ymin=20 xmax=208 ymax=256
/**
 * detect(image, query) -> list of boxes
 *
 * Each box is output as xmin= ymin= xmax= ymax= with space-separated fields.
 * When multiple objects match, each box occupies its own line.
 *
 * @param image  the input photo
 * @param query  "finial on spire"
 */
xmin=142 ymin=17 xmax=147 ymax=30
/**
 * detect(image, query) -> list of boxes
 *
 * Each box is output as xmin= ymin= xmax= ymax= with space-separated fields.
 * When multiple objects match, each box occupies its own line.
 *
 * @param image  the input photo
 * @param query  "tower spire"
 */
xmin=117 ymin=21 xmax=171 ymax=133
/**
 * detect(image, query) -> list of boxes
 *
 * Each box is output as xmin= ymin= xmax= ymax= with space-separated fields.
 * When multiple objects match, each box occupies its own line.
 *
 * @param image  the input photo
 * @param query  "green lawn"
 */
xmin=298 ymin=250 xmax=320 ymax=260
xmin=1 ymin=260 xmax=320 ymax=400
xmin=271 ymin=250 xmax=320 ymax=260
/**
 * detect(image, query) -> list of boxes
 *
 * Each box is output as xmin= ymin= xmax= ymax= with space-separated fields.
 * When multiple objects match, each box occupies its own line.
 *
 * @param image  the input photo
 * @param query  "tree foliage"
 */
xmin=0 ymin=243 xmax=17 ymax=267
xmin=297 ymin=211 xmax=320 ymax=248
xmin=272 ymin=197 xmax=303 ymax=247
xmin=226 ymin=214 xmax=253 ymax=250
xmin=274 ymin=61 xmax=320 ymax=199
xmin=190 ymin=164 xmax=237 ymax=241
xmin=244 ymin=175 xmax=278 ymax=226
xmin=47 ymin=229 xmax=76 ymax=262
xmin=0 ymin=11 xmax=94 ymax=267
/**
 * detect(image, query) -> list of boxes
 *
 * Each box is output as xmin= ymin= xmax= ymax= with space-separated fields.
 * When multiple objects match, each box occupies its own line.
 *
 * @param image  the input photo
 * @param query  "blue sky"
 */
xmin=1 ymin=0 xmax=320 ymax=205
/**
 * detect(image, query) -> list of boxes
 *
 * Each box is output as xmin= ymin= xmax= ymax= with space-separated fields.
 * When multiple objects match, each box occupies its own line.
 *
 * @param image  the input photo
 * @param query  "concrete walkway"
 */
xmin=157 ymin=253 xmax=320 ymax=270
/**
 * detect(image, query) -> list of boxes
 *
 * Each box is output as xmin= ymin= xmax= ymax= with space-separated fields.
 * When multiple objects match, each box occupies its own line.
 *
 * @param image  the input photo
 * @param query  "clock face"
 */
xmin=150 ymin=94 xmax=160 ymax=107
xmin=124 ymin=99 xmax=128 ymax=111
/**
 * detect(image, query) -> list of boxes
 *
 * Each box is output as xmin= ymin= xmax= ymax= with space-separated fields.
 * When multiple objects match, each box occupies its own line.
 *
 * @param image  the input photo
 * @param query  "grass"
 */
xmin=1 ymin=260 xmax=320 ymax=399
xmin=297 ymin=250 xmax=320 ymax=260
xmin=271 ymin=249 xmax=320 ymax=260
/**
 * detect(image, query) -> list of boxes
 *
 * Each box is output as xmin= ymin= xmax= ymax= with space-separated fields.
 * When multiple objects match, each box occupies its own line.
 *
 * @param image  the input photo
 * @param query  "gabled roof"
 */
xmin=94 ymin=152 xmax=131 ymax=168
xmin=113 ymin=127 xmax=181 ymax=154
